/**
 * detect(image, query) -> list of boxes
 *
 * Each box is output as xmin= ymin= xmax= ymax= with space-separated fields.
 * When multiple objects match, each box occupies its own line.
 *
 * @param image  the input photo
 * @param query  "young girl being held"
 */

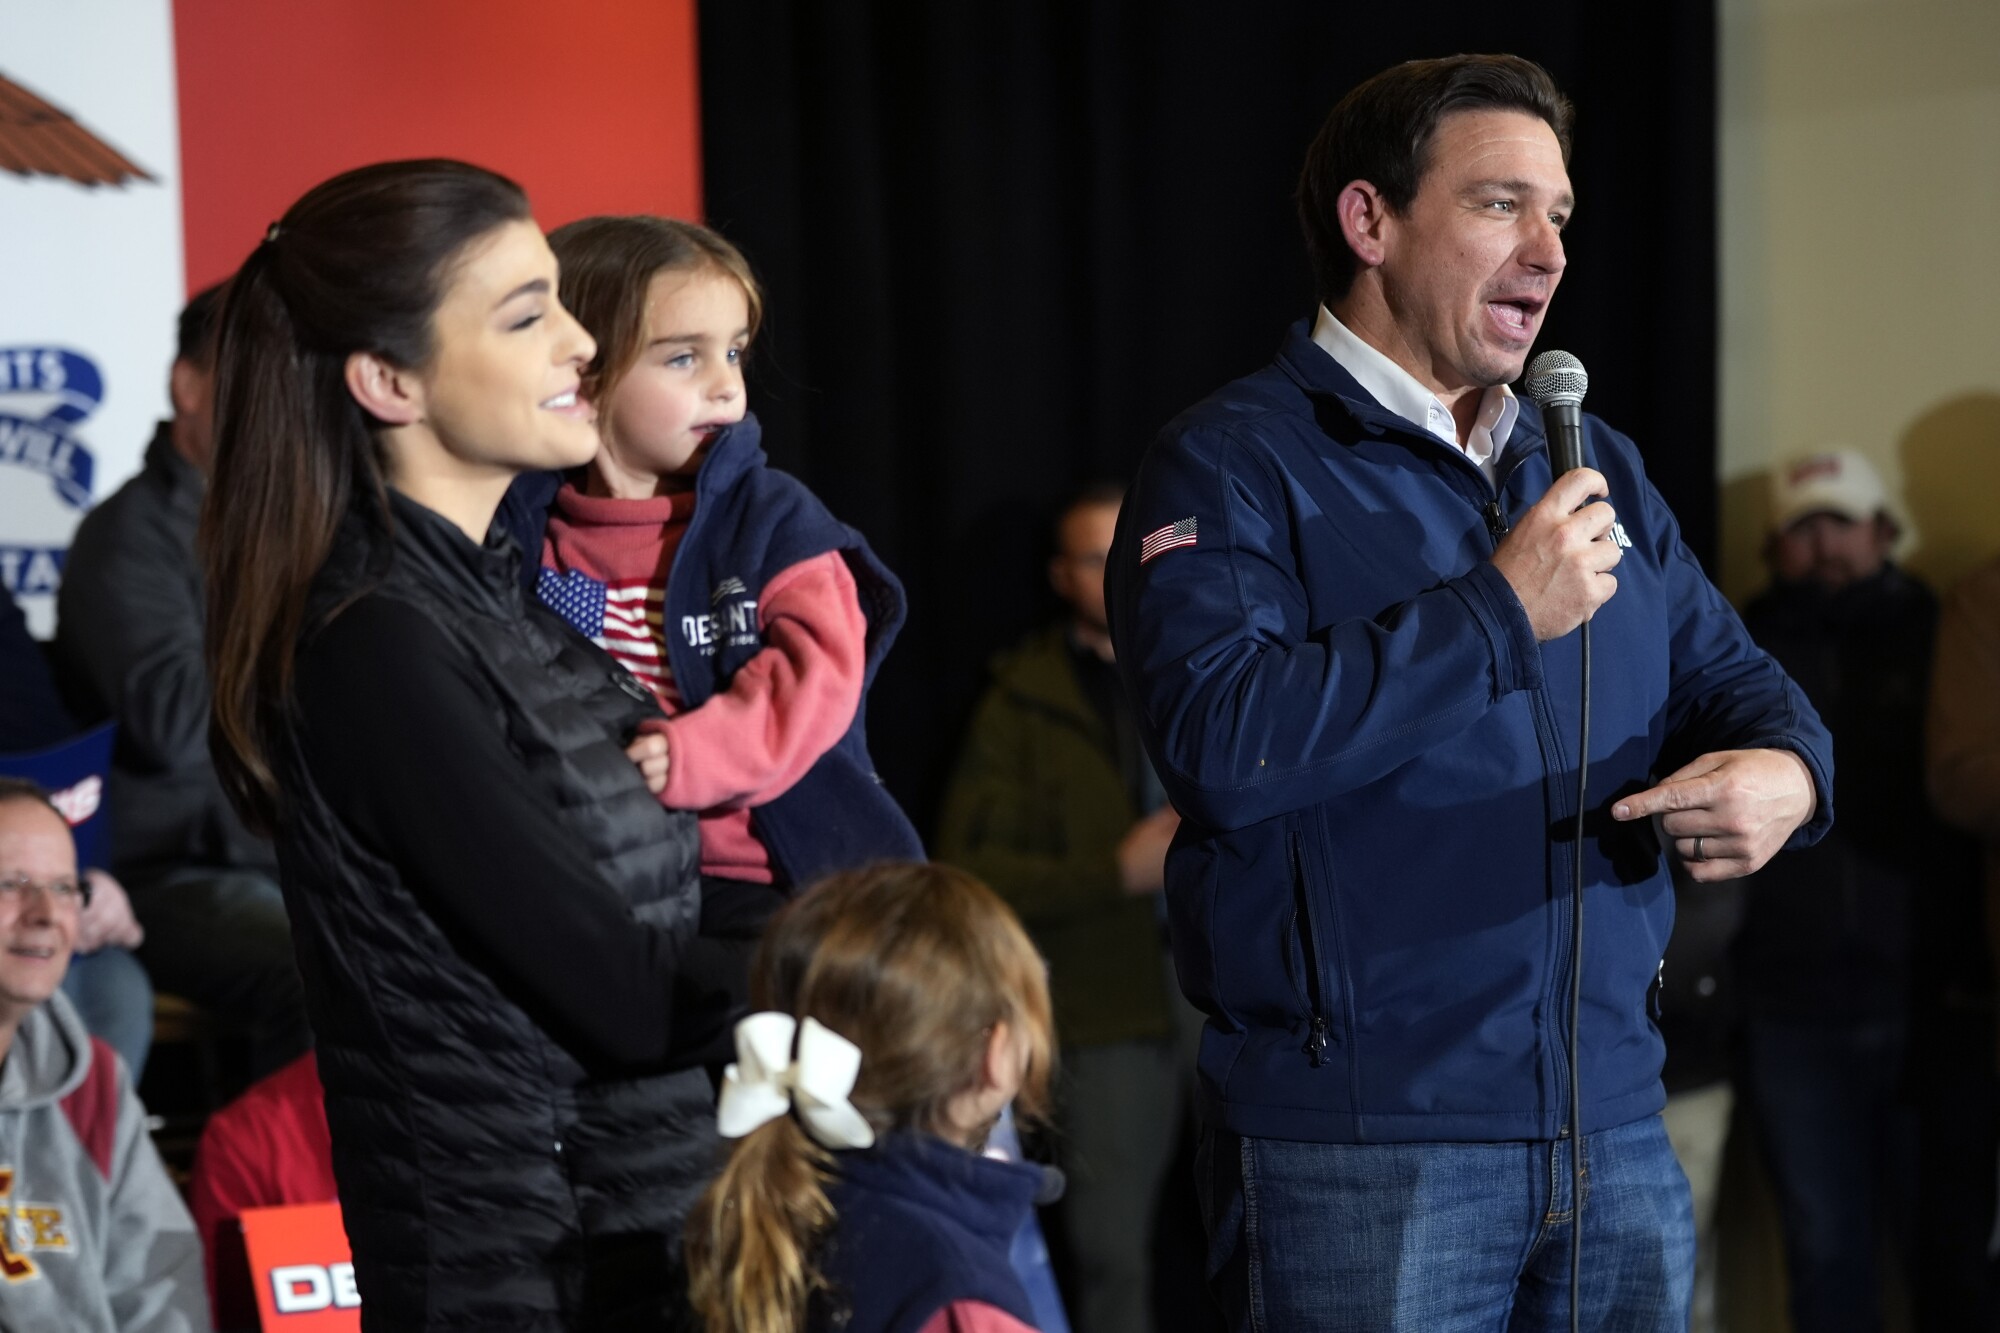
xmin=501 ymin=217 xmax=920 ymax=913
xmin=686 ymin=861 xmax=1057 ymax=1333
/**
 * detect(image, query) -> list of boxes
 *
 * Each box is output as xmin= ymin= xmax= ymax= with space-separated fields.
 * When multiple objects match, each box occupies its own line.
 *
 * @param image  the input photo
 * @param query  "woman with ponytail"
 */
xmin=686 ymin=861 xmax=1057 ymax=1333
xmin=202 ymin=160 xmax=743 ymax=1331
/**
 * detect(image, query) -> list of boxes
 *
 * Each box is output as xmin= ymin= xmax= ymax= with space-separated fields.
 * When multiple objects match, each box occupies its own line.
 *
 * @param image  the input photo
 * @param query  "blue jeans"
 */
xmin=59 ymin=947 xmax=154 ymax=1082
xmin=1739 ymin=1016 xmax=1912 ymax=1333
xmin=1196 ymin=1116 xmax=1693 ymax=1332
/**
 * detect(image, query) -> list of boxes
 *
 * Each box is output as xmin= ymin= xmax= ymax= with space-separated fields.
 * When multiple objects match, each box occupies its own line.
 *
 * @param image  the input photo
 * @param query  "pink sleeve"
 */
xmin=656 ymin=550 xmax=867 ymax=811
xmin=915 ymin=1301 xmax=1042 ymax=1333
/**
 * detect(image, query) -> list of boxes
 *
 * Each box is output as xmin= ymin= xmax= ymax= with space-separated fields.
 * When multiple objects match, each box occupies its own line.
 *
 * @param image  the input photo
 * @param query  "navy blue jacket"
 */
xmin=812 ymin=1132 xmax=1042 ymax=1333
xmin=500 ymin=413 xmax=923 ymax=887
xmin=1107 ymin=320 xmax=1834 ymax=1145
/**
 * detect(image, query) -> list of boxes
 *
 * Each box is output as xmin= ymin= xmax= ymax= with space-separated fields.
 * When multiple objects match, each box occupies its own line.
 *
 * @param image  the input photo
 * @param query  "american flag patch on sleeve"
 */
xmin=1139 ymin=516 xmax=1199 ymax=563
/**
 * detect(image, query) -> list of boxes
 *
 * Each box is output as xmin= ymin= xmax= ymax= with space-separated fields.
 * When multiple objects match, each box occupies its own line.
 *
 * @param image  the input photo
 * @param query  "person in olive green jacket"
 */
xmin=939 ymin=484 xmax=1185 ymax=1333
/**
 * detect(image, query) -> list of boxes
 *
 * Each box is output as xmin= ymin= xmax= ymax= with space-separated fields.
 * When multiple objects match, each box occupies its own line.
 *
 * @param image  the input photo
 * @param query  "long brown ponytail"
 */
xmin=200 ymin=160 xmax=531 ymax=833
xmin=685 ymin=862 xmax=1056 ymax=1333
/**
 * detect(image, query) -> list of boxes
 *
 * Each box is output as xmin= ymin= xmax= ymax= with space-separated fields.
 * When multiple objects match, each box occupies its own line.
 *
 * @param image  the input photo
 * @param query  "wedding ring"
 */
xmin=1692 ymin=836 xmax=1706 ymax=862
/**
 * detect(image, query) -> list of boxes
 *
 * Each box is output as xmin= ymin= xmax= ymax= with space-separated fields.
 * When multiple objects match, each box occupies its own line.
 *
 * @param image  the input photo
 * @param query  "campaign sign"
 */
xmin=0 ymin=722 xmax=115 ymax=870
xmin=241 ymin=1202 xmax=361 ymax=1331
xmin=0 ymin=5 xmax=186 ymax=638
xmin=0 ymin=348 xmax=102 ymax=506
xmin=0 ymin=347 xmax=103 ymax=625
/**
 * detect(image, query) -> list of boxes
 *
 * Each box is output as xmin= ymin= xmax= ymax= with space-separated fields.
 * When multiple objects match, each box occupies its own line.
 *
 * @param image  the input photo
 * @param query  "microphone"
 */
xmin=1525 ymin=350 xmax=1589 ymax=477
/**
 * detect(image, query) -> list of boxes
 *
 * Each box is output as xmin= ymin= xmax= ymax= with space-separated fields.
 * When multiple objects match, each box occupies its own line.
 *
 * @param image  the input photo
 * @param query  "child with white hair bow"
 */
xmin=687 ymin=861 xmax=1057 ymax=1333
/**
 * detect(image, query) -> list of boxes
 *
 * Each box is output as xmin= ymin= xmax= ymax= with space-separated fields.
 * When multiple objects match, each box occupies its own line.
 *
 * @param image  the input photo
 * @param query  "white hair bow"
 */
xmin=717 ymin=1012 xmax=876 ymax=1151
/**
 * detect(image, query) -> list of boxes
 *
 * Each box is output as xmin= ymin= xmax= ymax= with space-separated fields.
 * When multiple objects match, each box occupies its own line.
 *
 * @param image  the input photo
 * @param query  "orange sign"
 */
xmin=239 ymin=1202 xmax=360 ymax=1331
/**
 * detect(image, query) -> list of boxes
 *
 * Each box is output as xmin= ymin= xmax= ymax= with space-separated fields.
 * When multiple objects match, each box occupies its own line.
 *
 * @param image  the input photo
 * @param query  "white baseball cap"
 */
xmin=1771 ymin=450 xmax=1893 ymax=532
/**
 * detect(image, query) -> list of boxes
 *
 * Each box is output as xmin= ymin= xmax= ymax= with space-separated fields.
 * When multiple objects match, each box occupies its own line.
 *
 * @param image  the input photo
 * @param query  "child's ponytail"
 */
xmin=684 ymin=863 xmax=1057 ymax=1332
xmin=685 ymin=1115 xmax=835 ymax=1333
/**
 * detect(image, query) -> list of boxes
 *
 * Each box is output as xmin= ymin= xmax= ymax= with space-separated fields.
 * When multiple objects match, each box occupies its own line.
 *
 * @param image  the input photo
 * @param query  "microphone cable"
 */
xmin=1568 ymin=618 xmax=1588 ymax=1333
xmin=1526 ymin=347 xmax=1593 ymax=1333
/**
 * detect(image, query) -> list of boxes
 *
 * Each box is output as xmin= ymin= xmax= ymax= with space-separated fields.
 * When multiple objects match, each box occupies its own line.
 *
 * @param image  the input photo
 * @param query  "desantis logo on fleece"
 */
xmin=0 ymin=347 xmax=101 ymax=597
xmin=682 ymin=576 xmax=760 ymax=657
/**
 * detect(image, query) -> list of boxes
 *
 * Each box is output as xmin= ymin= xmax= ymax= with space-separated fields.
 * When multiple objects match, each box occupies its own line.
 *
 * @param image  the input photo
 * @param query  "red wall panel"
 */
xmin=173 ymin=0 xmax=703 ymax=292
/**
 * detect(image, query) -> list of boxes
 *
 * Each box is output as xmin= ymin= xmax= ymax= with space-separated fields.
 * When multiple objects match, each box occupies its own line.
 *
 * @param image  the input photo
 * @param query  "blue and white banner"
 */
xmin=0 ymin=721 xmax=116 ymax=870
xmin=0 ymin=2 xmax=184 ymax=637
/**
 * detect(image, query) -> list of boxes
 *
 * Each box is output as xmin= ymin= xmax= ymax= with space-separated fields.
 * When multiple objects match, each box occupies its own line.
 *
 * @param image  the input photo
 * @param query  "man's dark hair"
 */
xmin=1051 ymin=480 xmax=1128 ymax=555
xmin=1062 ymin=480 xmax=1128 ymax=516
xmin=176 ymin=281 xmax=228 ymax=367
xmin=1298 ymin=54 xmax=1574 ymax=308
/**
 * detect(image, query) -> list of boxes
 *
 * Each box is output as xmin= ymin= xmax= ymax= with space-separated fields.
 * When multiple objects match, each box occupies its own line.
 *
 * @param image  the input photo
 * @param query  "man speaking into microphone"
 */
xmin=1106 ymin=55 xmax=1831 ymax=1331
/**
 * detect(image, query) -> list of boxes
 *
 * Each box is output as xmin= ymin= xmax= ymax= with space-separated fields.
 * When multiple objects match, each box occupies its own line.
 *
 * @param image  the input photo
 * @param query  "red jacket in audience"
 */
xmin=186 ymin=1053 xmax=335 ymax=1328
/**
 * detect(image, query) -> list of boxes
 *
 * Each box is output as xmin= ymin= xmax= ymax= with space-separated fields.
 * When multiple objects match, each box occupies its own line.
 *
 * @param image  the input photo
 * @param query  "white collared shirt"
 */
xmin=1310 ymin=306 xmax=1519 ymax=487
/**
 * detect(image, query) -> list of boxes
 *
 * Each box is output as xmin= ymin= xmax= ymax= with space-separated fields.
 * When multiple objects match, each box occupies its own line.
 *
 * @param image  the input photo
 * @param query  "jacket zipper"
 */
xmin=1290 ymin=830 xmax=1333 ymax=1067
xmin=1484 ymin=473 xmax=1580 ymax=1137
xmin=1533 ymin=680 xmax=1578 ymax=1138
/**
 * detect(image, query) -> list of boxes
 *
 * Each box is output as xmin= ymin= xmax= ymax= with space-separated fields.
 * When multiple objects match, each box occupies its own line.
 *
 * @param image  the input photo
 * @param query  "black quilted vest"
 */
xmin=272 ymin=494 xmax=715 ymax=1331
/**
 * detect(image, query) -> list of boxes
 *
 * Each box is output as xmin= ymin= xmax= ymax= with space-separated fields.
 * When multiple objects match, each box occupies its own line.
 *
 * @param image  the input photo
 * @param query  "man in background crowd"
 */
xmin=1738 ymin=450 xmax=1993 ymax=1332
xmin=941 ymin=482 xmax=1189 ymax=1333
xmin=0 ymin=777 xmax=208 ymax=1332
xmin=55 ymin=285 xmax=308 ymax=1077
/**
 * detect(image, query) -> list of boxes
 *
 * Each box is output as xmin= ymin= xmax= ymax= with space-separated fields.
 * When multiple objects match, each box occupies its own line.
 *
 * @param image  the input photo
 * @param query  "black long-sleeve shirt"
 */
xmin=293 ymin=593 xmax=748 ymax=1070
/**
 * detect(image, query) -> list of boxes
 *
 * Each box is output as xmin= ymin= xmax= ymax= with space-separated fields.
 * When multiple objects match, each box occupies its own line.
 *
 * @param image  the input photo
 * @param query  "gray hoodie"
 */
xmin=0 ymin=992 xmax=209 ymax=1332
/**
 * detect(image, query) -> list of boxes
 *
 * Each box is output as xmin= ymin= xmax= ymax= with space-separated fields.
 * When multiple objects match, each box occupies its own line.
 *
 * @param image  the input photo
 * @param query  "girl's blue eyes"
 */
xmin=664 ymin=347 xmax=747 ymax=369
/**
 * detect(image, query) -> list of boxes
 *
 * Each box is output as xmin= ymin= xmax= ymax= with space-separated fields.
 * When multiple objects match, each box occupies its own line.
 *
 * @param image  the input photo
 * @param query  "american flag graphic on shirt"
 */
xmin=1139 ymin=516 xmax=1198 ymax=563
xmin=538 ymin=567 xmax=683 ymax=708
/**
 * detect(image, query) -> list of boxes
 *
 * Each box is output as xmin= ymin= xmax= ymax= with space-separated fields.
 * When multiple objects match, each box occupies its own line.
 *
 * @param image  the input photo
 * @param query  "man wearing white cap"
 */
xmin=1736 ymin=450 xmax=1988 ymax=1332
xmin=1760 ymin=450 xmax=1903 ymax=593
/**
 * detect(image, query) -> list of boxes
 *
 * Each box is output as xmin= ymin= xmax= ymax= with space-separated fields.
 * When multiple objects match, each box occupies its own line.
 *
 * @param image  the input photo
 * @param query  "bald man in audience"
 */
xmin=0 ymin=778 xmax=209 ymax=1333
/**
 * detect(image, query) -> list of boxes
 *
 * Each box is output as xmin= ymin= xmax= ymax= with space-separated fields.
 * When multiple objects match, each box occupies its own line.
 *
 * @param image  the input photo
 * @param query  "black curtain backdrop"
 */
xmin=698 ymin=5 xmax=1717 ymax=839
